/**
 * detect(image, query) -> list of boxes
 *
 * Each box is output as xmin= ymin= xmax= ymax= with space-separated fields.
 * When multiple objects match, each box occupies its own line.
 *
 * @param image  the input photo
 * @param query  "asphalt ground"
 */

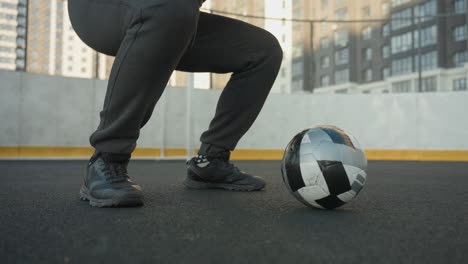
xmin=1 ymin=159 xmax=467 ymax=264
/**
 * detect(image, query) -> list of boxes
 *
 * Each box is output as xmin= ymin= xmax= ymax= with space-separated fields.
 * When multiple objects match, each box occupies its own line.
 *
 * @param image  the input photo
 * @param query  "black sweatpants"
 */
xmin=68 ymin=0 xmax=283 ymax=155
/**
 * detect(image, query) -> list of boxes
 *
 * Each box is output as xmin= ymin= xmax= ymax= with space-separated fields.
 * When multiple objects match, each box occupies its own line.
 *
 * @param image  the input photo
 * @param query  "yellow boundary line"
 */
xmin=1 ymin=146 xmax=468 ymax=161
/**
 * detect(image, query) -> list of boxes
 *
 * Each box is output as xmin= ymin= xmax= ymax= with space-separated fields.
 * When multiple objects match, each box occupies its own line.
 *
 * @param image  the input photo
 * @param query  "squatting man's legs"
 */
xmin=68 ymin=0 xmax=283 ymax=207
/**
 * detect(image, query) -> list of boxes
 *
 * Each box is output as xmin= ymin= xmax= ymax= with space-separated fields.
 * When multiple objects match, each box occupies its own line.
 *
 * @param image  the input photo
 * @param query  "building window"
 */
xmin=320 ymin=75 xmax=330 ymax=87
xmin=16 ymin=59 xmax=25 ymax=68
xmin=321 ymin=56 xmax=330 ymax=68
xmin=292 ymin=60 xmax=303 ymax=76
xmin=392 ymin=56 xmax=413 ymax=76
xmin=382 ymin=45 xmax=390 ymax=59
xmin=335 ymin=48 xmax=349 ymax=65
xmin=322 ymin=0 xmax=328 ymax=9
xmin=414 ymin=0 xmax=437 ymax=23
xmin=392 ymin=80 xmax=411 ymax=93
xmin=334 ymin=29 xmax=349 ymax=47
xmin=392 ymin=0 xmax=410 ymax=8
xmin=0 ymin=57 xmax=15 ymax=64
xmin=454 ymin=0 xmax=466 ymax=13
xmin=335 ymin=8 xmax=348 ymax=20
xmin=0 ymin=2 xmax=17 ymax=9
xmin=0 ymin=46 xmax=15 ymax=53
xmin=382 ymin=2 xmax=390 ymax=15
xmin=18 ymin=17 xmax=27 ymax=26
xmin=362 ymin=26 xmax=372 ymax=40
xmin=321 ymin=37 xmax=330 ymax=49
xmin=453 ymin=51 xmax=468 ymax=67
xmin=15 ymin=48 xmax=24 ymax=58
xmin=414 ymin=25 xmax=437 ymax=48
xmin=453 ymin=78 xmax=467 ymax=91
xmin=292 ymin=45 xmax=303 ymax=58
xmin=321 ymin=21 xmax=328 ymax=31
xmin=382 ymin=23 xmax=390 ymax=37
xmin=416 ymin=76 xmax=437 ymax=92
xmin=334 ymin=68 xmax=349 ymax=84
xmin=382 ymin=67 xmax=391 ymax=79
xmin=0 ymin=13 xmax=15 ymax=20
xmin=17 ymin=6 xmax=26 ymax=15
xmin=415 ymin=51 xmax=438 ymax=71
xmin=363 ymin=6 xmax=371 ymax=17
xmin=363 ymin=48 xmax=372 ymax=61
xmin=17 ymin=27 xmax=26 ymax=36
xmin=453 ymin=25 xmax=468 ymax=41
xmin=391 ymin=8 xmax=412 ymax=31
xmin=293 ymin=6 xmax=303 ymax=18
xmin=16 ymin=38 xmax=26 ymax=48
xmin=292 ymin=80 xmax=303 ymax=92
xmin=363 ymin=69 xmax=372 ymax=82
xmin=0 ymin=24 xmax=14 ymax=31
xmin=391 ymin=31 xmax=412 ymax=54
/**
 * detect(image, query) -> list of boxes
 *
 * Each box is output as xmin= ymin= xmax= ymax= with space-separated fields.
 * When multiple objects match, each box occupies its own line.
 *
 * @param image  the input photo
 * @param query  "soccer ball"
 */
xmin=281 ymin=125 xmax=367 ymax=209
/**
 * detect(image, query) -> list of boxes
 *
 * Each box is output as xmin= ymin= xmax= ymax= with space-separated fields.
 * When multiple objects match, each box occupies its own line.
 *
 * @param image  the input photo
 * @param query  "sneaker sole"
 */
xmin=183 ymin=178 xmax=265 ymax=191
xmin=79 ymin=186 xmax=143 ymax=207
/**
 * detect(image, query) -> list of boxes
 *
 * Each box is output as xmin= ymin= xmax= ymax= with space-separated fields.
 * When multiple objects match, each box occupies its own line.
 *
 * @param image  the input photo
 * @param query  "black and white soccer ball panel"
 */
xmin=300 ymin=127 xmax=367 ymax=171
xmin=282 ymin=125 xmax=368 ymax=209
xmin=296 ymin=168 xmax=367 ymax=209
xmin=298 ymin=155 xmax=367 ymax=193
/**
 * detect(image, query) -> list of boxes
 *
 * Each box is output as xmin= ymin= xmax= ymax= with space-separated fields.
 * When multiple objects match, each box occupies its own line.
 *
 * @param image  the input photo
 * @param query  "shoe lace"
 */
xmin=227 ymin=162 xmax=239 ymax=171
xmin=101 ymin=162 xmax=129 ymax=182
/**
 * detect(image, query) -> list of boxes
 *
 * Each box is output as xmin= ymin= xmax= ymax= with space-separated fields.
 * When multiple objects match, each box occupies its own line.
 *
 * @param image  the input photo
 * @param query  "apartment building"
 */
xmin=264 ymin=0 xmax=293 ymax=93
xmin=25 ymin=0 xmax=112 ymax=79
xmin=0 ymin=0 xmax=27 ymax=71
xmin=290 ymin=0 xmax=314 ymax=92
xmin=311 ymin=0 xmax=468 ymax=93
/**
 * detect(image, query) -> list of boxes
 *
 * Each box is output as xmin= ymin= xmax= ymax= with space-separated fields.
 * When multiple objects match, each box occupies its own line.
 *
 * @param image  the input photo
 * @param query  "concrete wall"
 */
xmin=1 ymin=70 xmax=468 ymax=154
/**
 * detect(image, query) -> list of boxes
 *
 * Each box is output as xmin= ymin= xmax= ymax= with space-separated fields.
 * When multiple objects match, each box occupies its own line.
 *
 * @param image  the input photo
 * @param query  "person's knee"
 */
xmin=255 ymin=30 xmax=283 ymax=66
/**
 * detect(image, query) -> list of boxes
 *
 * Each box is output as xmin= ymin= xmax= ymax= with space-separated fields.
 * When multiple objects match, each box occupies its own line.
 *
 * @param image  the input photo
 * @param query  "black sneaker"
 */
xmin=185 ymin=156 xmax=266 ymax=191
xmin=79 ymin=152 xmax=143 ymax=207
